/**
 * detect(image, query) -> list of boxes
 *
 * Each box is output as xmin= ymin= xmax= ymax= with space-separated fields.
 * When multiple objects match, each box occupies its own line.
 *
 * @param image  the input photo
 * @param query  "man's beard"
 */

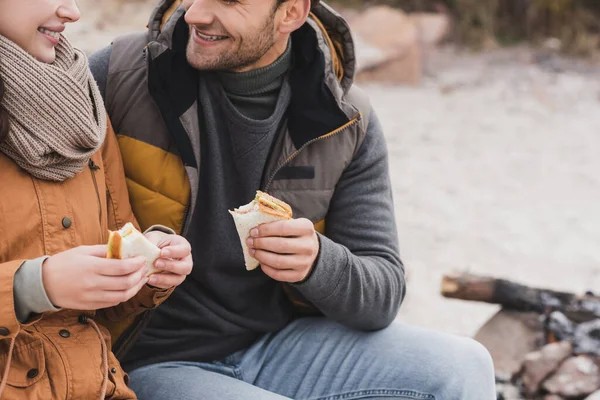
xmin=186 ymin=12 xmax=277 ymax=71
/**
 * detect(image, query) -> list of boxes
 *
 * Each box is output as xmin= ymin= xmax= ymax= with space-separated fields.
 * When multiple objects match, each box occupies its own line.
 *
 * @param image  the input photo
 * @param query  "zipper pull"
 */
xmin=88 ymin=159 xmax=100 ymax=170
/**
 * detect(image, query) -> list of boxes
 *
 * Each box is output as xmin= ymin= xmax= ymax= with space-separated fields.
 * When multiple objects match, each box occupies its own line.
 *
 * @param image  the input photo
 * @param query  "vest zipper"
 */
xmin=263 ymin=113 xmax=362 ymax=192
xmin=89 ymin=160 xmax=102 ymax=223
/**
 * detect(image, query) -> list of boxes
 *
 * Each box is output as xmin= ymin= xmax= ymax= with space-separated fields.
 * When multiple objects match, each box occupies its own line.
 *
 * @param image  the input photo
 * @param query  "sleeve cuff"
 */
xmin=144 ymin=225 xmax=176 ymax=236
xmin=139 ymin=284 xmax=174 ymax=309
xmin=292 ymin=233 xmax=349 ymax=302
xmin=14 ymin=256 xmax=61 ymax=323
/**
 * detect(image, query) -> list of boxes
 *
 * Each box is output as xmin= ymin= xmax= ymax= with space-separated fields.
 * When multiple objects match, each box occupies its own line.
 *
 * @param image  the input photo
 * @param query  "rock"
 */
xmin=474 ymin=310 xmax=545 ymax=377
xmin=349 ymin=6 xmax=422 ymax=84
xmin=496 ymin=371 xmax=512 ymax=384
xmin=547 ymin=311 xmax=576 ymax=342
xmin=547 ymin=312 xmax=600 ymax=356
xmin=574 ymin=319 xmax=600 ymax=356
xmin=520 ymin=341 xmax=573 ymax=396
xmin=496 ymin=382 xmax=524 ymax=400
xmin=586 ymin=390 xmax=600 ymax=399
xmin=408 ymin=12 xmax=451 ymax=46
xmin=542 ymin=37 xmax=562 ymax=52
xmin=543 ymin=356 xmax=600 ymax=398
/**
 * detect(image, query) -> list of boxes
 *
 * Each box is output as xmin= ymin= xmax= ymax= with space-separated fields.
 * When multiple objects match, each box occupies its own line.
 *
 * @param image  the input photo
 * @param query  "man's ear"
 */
xmin=277 ymin=0 xmax=311 ymax=34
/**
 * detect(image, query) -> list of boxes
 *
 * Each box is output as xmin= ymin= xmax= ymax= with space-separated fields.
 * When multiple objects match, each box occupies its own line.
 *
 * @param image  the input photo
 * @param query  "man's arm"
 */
xmin=293 ymin=109 xmax=405 ymax=330
xmin=89 ymin=45 xmax=112 ymax=99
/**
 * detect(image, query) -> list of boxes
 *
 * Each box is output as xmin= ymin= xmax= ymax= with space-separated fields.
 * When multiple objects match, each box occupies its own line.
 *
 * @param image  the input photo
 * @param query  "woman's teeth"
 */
xmin=38 ymin=28 xmax=60 ymax=39
xmin=195 ymin=30 xmax=227 ymax=42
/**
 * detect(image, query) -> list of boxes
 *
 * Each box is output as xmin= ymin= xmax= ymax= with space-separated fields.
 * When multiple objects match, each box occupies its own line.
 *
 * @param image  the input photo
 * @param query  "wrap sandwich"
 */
xmin=229 ymin=191 xmax=293 ymax=270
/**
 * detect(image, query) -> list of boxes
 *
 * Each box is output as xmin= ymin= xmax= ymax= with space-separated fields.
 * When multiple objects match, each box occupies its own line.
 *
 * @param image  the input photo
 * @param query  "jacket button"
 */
xmin=111 ymin=368 xmax=117 ymax=374
xmin=27 ymin=369 xmax=39 ymax=379
xmin=0 ymin=327 xmax=9 ymax=336
xmin=62 ymin=217 xmax=72 ymax=229
xmin=59 ymin=329 xmax=70 ymax=338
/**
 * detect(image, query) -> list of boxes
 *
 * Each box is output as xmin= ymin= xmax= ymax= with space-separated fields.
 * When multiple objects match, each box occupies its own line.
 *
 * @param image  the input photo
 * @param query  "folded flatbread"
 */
xmin=107 ymin=222 xmax=162 ymax=277
xmin=229 ymin=191 xmax=293 ymax=271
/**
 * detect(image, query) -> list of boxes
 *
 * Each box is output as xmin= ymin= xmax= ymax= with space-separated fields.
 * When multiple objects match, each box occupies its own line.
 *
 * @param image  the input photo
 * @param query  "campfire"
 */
xmin=441 ymin=273 xmax=600 ymax=400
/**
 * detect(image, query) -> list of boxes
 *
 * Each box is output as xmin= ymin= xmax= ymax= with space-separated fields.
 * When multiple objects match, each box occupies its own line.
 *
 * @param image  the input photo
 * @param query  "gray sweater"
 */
xmin=89 ymin=44 xmax=405 ymax=369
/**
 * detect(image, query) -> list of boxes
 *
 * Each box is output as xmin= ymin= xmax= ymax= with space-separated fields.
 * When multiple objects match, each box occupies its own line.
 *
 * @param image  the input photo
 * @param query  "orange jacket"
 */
xmin=0 ymin=119 xmax=173 ymax=400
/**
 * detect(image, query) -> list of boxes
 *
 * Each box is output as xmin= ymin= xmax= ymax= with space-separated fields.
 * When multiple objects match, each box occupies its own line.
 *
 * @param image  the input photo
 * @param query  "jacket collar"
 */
xmin=145 ymin=1 xmax=359 ymax=150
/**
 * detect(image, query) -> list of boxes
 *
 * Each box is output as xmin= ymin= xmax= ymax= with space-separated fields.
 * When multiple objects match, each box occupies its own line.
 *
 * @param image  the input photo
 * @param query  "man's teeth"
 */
xmin=38 ymin=28 xmax=60 ymax=39
xmin=195 ymin=30 xmax=227 ymax=41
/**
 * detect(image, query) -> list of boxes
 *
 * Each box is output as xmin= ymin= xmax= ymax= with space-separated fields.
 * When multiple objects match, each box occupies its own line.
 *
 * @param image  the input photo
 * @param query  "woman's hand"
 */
xmin=42 ymin=245 xmax=148 ymax=310
xmin=143 ymin=232 xmax=193 ymax=289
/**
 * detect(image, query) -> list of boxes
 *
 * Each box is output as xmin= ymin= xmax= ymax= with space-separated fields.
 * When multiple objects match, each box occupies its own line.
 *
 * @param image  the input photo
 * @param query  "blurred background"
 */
xmin=67 ymin=2 xmax=600 ymax=395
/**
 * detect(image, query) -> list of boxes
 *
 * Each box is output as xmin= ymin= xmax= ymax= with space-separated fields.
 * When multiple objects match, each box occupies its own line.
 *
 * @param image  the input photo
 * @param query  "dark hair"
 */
xmin=0 ymin=74 xmax=8 ymax=144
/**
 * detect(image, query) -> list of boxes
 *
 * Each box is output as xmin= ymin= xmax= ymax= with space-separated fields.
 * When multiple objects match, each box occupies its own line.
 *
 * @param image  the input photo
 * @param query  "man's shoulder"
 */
xmin=95 ymin=32 xmax=149 ymax=76
xmin=344 ymin=84 xmax=372 ymax=133
xmin=89 ymin=45 xmax=112 ymax=99
xmin=89 ymin=32 xmax=152 ymax=110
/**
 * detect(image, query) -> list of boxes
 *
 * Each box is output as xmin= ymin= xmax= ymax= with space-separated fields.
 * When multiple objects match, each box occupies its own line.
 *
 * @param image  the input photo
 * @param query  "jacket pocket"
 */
xmin=105 ymin=351 xmax=136 ymax=399
xmin=0 ymin=339 xmax=52 ymax=399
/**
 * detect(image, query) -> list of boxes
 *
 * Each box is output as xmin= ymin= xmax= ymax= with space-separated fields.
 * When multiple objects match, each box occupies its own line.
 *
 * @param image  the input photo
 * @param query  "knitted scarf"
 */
xmin=0 ymin=34 xmax=106 ymax=181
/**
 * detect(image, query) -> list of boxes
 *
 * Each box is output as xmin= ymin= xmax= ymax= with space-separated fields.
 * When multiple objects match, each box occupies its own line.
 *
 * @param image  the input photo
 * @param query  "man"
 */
xmin=90 ymin=0 xmax=496 ymax=398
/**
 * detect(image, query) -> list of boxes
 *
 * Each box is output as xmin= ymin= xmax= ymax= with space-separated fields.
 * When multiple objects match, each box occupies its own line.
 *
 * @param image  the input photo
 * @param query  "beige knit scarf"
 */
xmin=0 ymin=34 xmax=106 ymax=181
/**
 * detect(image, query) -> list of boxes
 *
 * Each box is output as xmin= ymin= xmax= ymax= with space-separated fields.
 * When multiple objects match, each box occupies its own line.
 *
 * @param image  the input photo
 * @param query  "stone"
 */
xmin=520 ymin=341 xmax=573 ymax=395
xmin=585 ymin=390 xmax=600 ymax=399
xmin=496 ymin=382 xmax=524 ymax=400
xmin=408 ymin=12 xmax=451 ymax=46
xmin=474 ymin=310 xmax=545 ymax=377
xmin=543 ymin=356 xmax=600 ymax=398
xmin=574 ymin=319 xmax=600 ymax=356
xmin=350 ymin=6 xmax=422 ymax=84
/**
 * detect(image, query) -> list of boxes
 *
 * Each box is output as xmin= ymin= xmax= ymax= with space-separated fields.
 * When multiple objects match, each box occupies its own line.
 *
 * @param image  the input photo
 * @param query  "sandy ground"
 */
xmin=67 ymin=1 xmax=600 ymax=339
xmin=369 ymin=48 xmax=600 ymax=337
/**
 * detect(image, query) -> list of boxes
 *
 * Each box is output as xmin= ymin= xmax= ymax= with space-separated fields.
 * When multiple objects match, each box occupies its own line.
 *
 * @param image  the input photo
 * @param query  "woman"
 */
xmin=0 ymin=1 xmax=193 ymax=399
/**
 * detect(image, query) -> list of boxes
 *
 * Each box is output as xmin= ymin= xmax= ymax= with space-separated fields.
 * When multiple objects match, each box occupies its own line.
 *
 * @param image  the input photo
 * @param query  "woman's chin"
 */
xmin=33 ymin=47 xmax=56 ymax=64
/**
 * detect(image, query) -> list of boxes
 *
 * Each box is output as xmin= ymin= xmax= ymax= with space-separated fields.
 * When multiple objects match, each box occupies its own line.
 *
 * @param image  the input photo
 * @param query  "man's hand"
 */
xmin=247 ymin=218 xmax=319 ymax=283
xmin=144 ymin=232 xmax=193 ymax=289
xmin=43 ymin=245 xmax=149 ymax=310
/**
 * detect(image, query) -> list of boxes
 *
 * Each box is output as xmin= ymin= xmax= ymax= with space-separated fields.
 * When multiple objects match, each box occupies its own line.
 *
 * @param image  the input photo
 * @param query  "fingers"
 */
xmin=91 ymin=267 xmax=147 ymax=291
xmin=248 ymin=224 xmax=319 ymax=282
xmin=247 ymin=236 xmax=312 ymax=255
xmin=145 ymin=233 xmax=192 ymax=260
xmin=154 ymin=256 xmax=192 ymax=276
xmin=251 ymin=218 xmax=314 ymax=238
xmin=160 ymin=241 xmax=191 ymax=259
xmin=150 ymin=252 xmax=192 ymax=289
xmin=123 ymin=275 xmax=150 ymax=302
xmin=261 ymin=264 xmax=305 ymax=283
xmin=148 ymin=272 xmax=185 ymax=289
xmin=252 ymin=250 xmax=304 ymax=270
xmin=94 ymin=256 xmax=146 ymax=277
xmin=100 ymin=275 xmax=149 ymax=305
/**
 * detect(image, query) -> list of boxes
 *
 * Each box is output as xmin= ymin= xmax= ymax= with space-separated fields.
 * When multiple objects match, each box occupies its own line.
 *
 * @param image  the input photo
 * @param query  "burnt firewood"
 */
xmin=441 ymin=273 xmax=600 ymax=322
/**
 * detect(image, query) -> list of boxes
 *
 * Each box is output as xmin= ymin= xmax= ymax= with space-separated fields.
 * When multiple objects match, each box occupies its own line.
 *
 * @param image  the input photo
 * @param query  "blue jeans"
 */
xmin=128 ymin=318 xmax=496 ymax=400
